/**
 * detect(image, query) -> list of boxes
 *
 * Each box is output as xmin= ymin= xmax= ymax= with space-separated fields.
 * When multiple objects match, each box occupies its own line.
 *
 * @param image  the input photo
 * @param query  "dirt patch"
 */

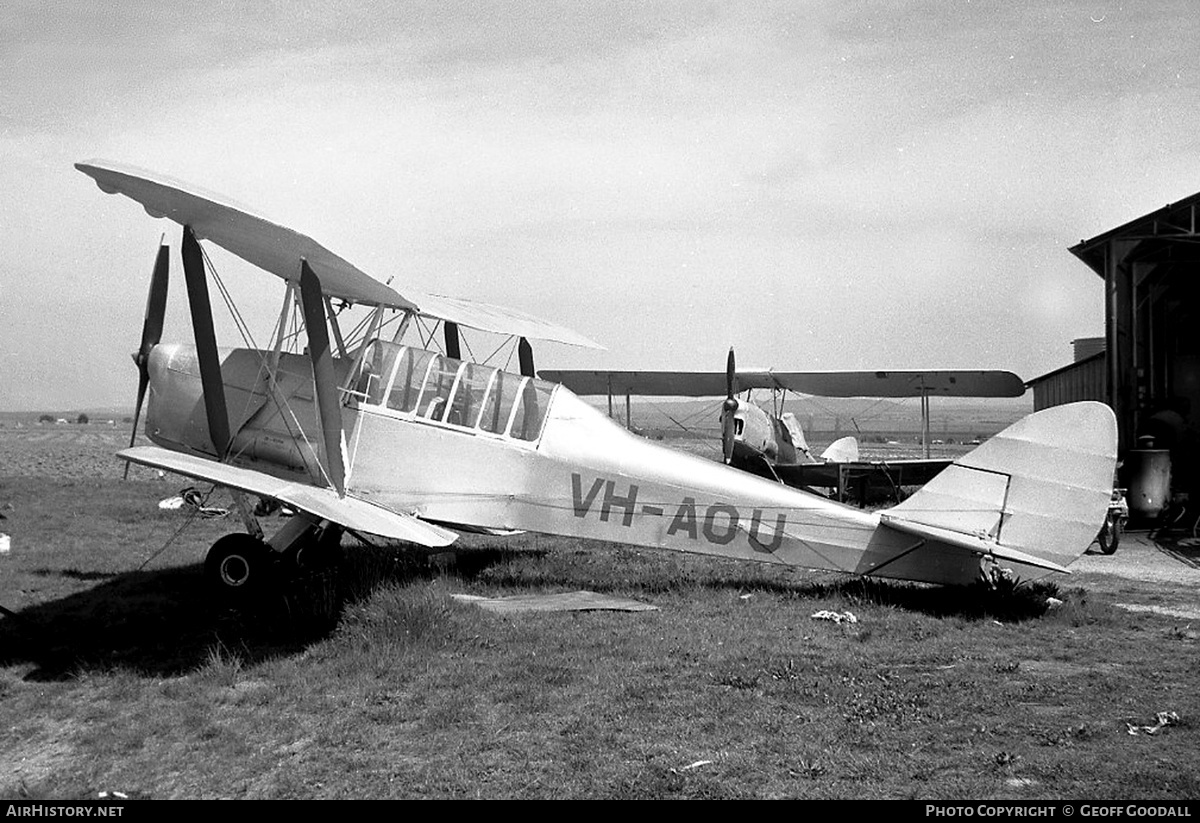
xmin=0 ymin=716 xmax=81 ymax=792
xmin=0 ymin=428 xmax=149 ymax=479
xmin=1019 ymin=660 xmax=1120 ymax=677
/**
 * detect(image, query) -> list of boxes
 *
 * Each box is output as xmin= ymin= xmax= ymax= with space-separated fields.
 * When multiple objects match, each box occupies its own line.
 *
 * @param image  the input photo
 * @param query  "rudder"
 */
xmin=883 ymin=402 xmax=1117 ymax=573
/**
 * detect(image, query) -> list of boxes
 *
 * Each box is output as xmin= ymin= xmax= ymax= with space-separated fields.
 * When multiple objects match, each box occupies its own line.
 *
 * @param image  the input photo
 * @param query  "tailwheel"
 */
xmin=205 ymin=533 xmax=275 ymax=599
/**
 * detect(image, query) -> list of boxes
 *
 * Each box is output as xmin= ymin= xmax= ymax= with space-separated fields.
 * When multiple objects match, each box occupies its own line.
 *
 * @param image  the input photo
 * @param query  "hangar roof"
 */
xmin=1025 ymin=350 xmax=1104 ymax=388
xmin=1070 ymin=190 xmax=1200 ymax=277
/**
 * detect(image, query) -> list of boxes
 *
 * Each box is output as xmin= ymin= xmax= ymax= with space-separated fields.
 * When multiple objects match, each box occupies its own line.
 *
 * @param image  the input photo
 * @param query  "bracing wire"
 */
xmin=196 ymin=248 xmax=329 ymax=485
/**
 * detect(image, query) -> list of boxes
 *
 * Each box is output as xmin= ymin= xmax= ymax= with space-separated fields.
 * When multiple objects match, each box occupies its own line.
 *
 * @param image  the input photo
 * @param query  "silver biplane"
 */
xmin=77 ymin=160 xmax=1117 ymax=599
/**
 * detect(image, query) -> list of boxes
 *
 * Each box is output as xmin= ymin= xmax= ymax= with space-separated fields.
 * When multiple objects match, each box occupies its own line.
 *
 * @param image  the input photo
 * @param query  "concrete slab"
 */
xmin=452 ymin=590 xmax=659 ymax=614
xmin=1073 ymin=532 xmax=1200 ymax=586
xmin=1071 ymin=532 xmax=1200 ymax=621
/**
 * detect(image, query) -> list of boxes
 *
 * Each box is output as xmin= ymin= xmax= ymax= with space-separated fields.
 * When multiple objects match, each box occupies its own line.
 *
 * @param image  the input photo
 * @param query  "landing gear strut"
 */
xmin=203 ymin=514 xmax=343 ymax=602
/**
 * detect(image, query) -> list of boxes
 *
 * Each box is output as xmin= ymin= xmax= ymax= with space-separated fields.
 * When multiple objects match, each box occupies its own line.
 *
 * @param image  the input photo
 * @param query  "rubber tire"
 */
xmin=1098 ymin=514 xmax=1123 ymax=555
xmin=205 ymin=533 xmax=273 ymax=599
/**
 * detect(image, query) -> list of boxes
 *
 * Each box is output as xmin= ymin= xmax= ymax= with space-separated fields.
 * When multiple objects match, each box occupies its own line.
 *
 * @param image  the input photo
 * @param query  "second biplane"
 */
xmin=541 ymin=353 xmax=1026 ymax=500
xmin=77 ymin=159 xmax=1117 ymax=599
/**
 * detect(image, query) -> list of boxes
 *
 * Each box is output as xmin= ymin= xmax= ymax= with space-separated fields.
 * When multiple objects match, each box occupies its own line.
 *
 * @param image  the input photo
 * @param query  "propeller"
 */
xmin=721 ymin=347 xmax=738 ymax=464
xmin=124 ymin=243 xmax=170 ymax=478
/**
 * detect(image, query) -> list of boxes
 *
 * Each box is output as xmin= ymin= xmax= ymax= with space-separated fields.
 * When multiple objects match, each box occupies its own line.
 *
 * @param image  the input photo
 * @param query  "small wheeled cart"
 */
xmin=1095 ymin=487 xmax=1129 ymax=555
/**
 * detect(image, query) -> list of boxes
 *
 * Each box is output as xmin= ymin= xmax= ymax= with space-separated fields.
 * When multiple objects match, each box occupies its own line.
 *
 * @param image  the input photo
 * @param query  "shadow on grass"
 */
xmin=801 ymin=575 xmax=1062 ymax=622
xmin=0 ymin=532 xmax=1059 ymax=681
xmin=479 ymin=545 xmax=1062 ymax=623
xmin=0 ymin=541 xmax=526 ymax=682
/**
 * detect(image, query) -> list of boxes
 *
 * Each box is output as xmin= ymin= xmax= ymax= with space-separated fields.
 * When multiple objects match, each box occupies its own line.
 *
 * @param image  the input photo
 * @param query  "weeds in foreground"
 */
xmin=199 ymin=642 xmax=244 ymax=687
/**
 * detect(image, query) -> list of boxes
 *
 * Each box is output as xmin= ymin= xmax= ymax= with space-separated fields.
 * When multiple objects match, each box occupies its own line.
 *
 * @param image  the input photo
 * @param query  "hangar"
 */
xmin=1028 ymin=192 xmax=1200 ymax=508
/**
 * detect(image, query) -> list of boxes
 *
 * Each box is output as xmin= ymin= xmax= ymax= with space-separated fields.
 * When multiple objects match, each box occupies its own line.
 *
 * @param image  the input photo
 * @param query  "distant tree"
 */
xmin=76 ymin=413 xmax=89 ymax=424
xmin=38 ymin=414 xmax=54 ymax=423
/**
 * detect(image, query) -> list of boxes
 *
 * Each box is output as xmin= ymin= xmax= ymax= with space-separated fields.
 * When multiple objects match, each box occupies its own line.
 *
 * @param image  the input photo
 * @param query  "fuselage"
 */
xmin=723 ymin=400 xmax=800 ymax=466
xmin=140 ymin=339 xmax=1025 ymax=585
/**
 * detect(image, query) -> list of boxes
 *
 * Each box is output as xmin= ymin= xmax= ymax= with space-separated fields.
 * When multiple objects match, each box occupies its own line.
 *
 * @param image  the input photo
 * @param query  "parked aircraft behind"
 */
xmin=542 ymin=351 xmax=1026 ymax=499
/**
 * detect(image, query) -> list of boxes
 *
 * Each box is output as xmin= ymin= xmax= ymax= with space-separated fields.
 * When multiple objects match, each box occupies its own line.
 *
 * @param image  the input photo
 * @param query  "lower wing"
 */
xmin=120 ymin=445 xmax=458 ymax=547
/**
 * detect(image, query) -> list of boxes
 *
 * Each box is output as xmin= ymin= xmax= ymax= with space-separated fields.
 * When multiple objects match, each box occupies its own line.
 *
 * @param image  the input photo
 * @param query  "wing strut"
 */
xmin=518 ymin=337 xmax=534 ymax=377
xmin=444 ymin=321 xmax=461 ymax=360
xmin=181 ymin=225 xmax=231 ymax=457
xmin=299 ymin=260 xmax=347 ymax=497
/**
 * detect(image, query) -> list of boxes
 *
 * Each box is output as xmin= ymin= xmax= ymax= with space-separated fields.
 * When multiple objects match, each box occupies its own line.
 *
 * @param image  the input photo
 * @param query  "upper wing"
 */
xmin=75 ymin=159 xmax=602 ymax=349
xmin=120 ymin=445 xmax=458 ymax=547
xmin=411 ymin=292 xmax=602 ymax=350
xmin=537 ymin=370 xmax=732 ymax=397
xmin=540 ymin=368 xmax=1024 ymax=397
xmin=765 ymin=370 xmax=1025 ymax=398
xmin=76 ymin=160 xmax=414 ymax=310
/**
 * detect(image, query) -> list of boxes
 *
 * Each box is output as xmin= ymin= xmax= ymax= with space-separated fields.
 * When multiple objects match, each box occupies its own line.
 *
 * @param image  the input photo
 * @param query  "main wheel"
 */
xmin=205 ymin=533 xmax=274 ymax=599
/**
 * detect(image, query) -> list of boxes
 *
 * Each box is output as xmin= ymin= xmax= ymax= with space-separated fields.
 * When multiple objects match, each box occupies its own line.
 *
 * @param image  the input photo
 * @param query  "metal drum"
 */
xmin=1126 ymin=449 xmax=1172 ymax=519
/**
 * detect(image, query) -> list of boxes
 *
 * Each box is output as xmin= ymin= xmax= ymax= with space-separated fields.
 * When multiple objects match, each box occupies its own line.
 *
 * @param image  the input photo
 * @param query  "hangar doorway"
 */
xmin=1070 ymin=194 xmax=1200 ymax=499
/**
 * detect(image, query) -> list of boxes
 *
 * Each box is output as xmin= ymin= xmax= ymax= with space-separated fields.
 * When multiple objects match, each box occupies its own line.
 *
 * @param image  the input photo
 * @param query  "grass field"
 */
xmin=1 ymin=425 xmax=1197 ymax=799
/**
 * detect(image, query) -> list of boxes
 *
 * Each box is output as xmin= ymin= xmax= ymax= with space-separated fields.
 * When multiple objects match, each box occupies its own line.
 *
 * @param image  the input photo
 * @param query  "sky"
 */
xmin=2 ymin=1 xmax=1199 ymax=411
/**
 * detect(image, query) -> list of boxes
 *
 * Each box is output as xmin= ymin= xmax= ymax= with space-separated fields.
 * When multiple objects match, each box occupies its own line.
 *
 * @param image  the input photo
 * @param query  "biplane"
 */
xmin=77 ymin=159 xmax=1117 ymax=598
xmin=541 ymin=353 xmax=1026 ymax=500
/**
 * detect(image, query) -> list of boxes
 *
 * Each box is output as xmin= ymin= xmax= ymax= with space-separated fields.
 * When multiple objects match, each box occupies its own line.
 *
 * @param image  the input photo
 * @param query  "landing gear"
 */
xmin=203 ymin=519 xmax=343 ymax=603
xmin=205 ymin=533 xmax=274 ymax=598
xmin=282 ymin=523 xmax=343 ymax=574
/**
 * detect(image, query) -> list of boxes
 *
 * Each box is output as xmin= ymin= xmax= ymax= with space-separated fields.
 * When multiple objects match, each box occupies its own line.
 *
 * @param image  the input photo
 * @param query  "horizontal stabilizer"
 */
xmin=120 ymin=446 xmax=457 ymax=547
xmin=878 ymin=514 xmax=1072 ymax=575
xmin=880 ymin=401 xmax=1117 ymax=575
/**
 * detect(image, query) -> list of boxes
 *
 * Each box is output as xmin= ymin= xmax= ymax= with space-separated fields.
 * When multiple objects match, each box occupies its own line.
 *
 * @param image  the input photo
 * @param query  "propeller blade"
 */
xmin=182 ymin=225 xmax=231 ymax=458
xmin=726 ymin=347 xmax=736 ymax=400
xmin=139 ymin=244 xmax=170 ymax=367
xmin=300 ymin=259 xmax=347 ymax=497
xmin=123 ymin=371 xmax=150 ymax=479
xmin=721 ymin=347 xmax=738 ymax=464
xmin=124 ymin=244 xmax=169 ymax=479
xmin=721 ymin=407 xmax=736 ymax=464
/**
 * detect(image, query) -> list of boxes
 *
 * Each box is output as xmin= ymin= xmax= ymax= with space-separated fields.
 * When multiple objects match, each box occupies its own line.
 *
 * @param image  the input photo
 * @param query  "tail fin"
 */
xmin=821 ymin=435 xmax=859 ymax=463
xmin=880 ymin=402 xmax=1117 ymax=575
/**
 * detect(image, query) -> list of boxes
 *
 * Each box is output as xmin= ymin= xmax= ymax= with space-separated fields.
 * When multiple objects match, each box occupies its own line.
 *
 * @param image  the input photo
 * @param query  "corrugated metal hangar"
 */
xmin=1029 ymin=193 xmax=1200 ymax=512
